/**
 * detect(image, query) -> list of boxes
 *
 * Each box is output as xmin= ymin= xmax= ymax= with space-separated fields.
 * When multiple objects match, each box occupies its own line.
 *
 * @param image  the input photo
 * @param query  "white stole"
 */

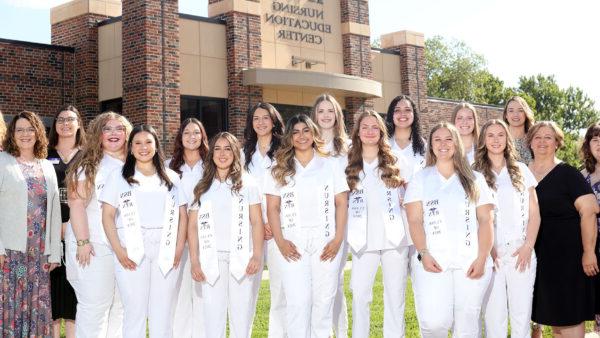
xmin=157 ymin=189 xmax=179 ymax=276
xmin=458 ymin=194 xmax=478 ymax=270
xmin=118 ymin=190 xmax=145 ymax=265
xmin=320 ymin=181 xmax=335 ymax=240
xmin=196 ymin=200 xmax=220 ymax=285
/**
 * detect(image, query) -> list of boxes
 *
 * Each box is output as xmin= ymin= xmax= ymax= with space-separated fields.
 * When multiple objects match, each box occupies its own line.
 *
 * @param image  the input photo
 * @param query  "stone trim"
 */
xmin=341 ymin=22 xmax=370 ymax=37
xmin=381 ymin=30 xmax=425 ymax=48
xmin=0 ymin=38 xmax=74 ymax=52
xmin=51 ymin=0 xmax=121 ymax=25
xmin=208 ymin=0 xmax=262 ymax=17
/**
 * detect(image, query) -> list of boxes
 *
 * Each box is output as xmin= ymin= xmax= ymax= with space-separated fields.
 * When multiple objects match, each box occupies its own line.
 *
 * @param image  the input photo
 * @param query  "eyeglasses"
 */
xmin=102 ymin=126 xmax=126 ymax=134
xmin=15 ymin=128 xmax=36 ymax=135
xmin=56 ymin=117 xmax=78 ymax=124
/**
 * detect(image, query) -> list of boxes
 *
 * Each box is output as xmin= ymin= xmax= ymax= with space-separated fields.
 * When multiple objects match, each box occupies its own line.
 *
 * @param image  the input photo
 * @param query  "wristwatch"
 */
xmin=417 ymin=248 xmax=429 ymax=262
xmin=76 ymin=239 xmax=90 ymax=247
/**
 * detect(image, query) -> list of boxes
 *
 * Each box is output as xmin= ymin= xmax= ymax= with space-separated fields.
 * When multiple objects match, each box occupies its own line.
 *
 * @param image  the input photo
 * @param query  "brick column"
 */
xmin=121 ymin=0 xmax=180 ymax=153
xmin=340 ymin=0 xmax=373 ymax=130
xmin=51 ymin=0 xmax=120 ymax=122
xmin=381 ymin=31 xmax=429 ymax=126
xmin=209 ymin=0 xmax=262 ymax=140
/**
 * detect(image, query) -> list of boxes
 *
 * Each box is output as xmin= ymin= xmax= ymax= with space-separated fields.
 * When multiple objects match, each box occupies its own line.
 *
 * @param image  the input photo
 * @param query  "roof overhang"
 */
xmin=242 ymin=68 xmax=382 ymax=98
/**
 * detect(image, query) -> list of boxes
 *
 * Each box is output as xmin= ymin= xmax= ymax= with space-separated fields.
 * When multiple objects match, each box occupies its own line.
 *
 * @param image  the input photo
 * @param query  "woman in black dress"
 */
xmin=528 ymin=121 xmax=598 ymax=337
xmin=47 ymin=105 xmax=85 ymax=338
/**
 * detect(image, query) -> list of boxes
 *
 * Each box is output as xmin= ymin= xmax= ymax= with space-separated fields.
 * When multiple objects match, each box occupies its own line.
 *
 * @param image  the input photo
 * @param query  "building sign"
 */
xmin=265 ymin=0 xmax=332 ymax=45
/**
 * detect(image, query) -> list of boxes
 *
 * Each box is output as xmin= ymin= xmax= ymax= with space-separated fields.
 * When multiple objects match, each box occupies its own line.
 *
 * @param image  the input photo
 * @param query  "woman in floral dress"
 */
xmin=0 ymin=111 xmax=62 ymax=337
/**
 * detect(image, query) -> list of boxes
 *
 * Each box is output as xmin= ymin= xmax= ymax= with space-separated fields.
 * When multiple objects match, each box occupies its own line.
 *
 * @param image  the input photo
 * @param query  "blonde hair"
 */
xmin=272 ymin=114 xmax=327 ymax=187
xmin=503 ymin=96 xmax=535 ymax=133
xmin=473 ymin=119 xmax=524 ymax=191
xmin=451 ymin=102 xmax=480 ymax=149
xmin=346 ymin=111 xmax=403 ymax=191
xmin=311 ymin=93 xmax=348 ymax=156
xmin=66 ymin=112 xmax=132 ymax=197
xmin=0 ymin=110 xmax=6 ymax=146
xmin=527 ymin=121 xmax=564 ymax=150
xmin=426 ymin=122 xmax=479 ymax=202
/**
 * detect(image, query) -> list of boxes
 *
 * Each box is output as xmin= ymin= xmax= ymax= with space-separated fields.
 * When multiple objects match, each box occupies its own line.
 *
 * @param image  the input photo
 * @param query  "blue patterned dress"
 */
xmin=0 ymin=161 xmax=52 ymax=337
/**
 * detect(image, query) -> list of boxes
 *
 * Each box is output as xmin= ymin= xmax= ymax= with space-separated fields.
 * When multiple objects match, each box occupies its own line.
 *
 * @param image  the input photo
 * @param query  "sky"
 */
xmin=1 ymin=0 xmax=598 ymax=108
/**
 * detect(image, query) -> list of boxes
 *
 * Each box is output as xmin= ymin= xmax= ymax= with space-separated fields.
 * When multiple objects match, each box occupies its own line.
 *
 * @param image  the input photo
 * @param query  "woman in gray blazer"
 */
xmin=0 ymin=111 xmax=62 ymax=337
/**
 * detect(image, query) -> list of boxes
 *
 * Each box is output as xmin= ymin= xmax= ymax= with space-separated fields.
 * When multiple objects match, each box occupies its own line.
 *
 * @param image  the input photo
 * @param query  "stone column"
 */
xmin=209 ymin=0 xmax=263 ymax=139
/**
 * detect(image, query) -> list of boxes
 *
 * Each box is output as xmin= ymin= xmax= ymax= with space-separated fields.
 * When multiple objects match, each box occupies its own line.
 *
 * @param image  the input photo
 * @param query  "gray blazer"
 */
xmin=0 ymin=151 xmax=62 ymax=263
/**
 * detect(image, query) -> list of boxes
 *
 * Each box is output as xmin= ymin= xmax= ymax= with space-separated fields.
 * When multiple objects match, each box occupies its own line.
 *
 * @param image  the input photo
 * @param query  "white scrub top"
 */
xmin=189 ymin=173 xmax=261 ymax=252
xmin=493 ymin=162 xmax=537 ymax=247
xmin=100 ymin=168 xmax=185 ymax=229
xmin=165 ymin=158 xmax=203 ymax=206
xmin=389 ymin=137 xmax=426 ymax=177
xmin=263 ymin=152 xmax=349 ymax=229
xmin=404 ymin=166 xmax=495 ymax=270
xmin=245 ymin=144 xmax=274 ymax=222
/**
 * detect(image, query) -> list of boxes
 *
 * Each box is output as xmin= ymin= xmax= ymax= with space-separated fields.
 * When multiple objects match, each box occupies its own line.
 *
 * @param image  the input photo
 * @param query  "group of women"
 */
xmin=0 ymin=92 xmax=598 ymax=338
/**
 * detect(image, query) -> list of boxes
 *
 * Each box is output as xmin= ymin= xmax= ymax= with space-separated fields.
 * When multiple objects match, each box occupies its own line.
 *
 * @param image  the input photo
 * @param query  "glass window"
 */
xmin=100 ymin=98 xmax=123 ymax=114
xmin=181 ymin=96 xmax=227 ymax=139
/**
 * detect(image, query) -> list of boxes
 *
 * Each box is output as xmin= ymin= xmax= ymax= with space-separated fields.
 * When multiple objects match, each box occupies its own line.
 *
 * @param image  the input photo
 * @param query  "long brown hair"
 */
xmin=503 ymin=96 xmax=535 ymax=133
xmin=0 ymin=110 xmax=6 ymax=146
xmin=473 ymin=119 xmax=524 ymax=191
xmin=66 ymin=112 xmax=132 ymax=197
xmin=581 ymin=122 xmax=600 ymax=174
xmin=193 ymin=132 xmax=243 ymax=206
xmin=311 ymin=93 xmax=348 ymax=156
xmin=243 ymin=102 xmax=284 ymax=170
xmin=346 ymin=111 xmax=403 ymax=191
xmin=451 ymin=102 xmax=480 ymax=150
xmin=169 ymin=118 xmax=209 ymax=175
xmin=272 ymin=114 xmax=327 ymax=187
xmin=3 ymin=111 xmax=49 ymax=159
xmin=48 ymin=105 xmax=86 ymax=149
xmin=426 ymin=122 xmax=479 ymax=202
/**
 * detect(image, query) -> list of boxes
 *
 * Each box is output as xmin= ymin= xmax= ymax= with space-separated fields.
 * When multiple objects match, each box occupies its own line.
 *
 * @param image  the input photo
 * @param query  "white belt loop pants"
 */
xmin=199 ymin=251 xmax=259 ymax=338
xmin=278 ymin=232 xmax=343 ymax=338
xmin=172 ymin=245 xmax=206 ymax=338
xmin=332 ymin=241 xmax=349 ymax=338
xmin=351 ymin=246 xmax=410 ymax=338
xmin=114 ymin=229 xmax=179 ymax=338
xmin=66 ymin=240 xmax=124 ymax=338
xmin=483 ymin=242 xmax=537 ymax=338
xmin=412 ymin=255 xmax=492 ymax=338
xmin=266 ymin=239 xmax=288 ymax=338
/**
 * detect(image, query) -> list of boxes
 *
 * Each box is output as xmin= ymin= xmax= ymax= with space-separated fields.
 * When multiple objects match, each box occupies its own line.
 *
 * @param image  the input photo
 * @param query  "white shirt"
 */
xmin=189 ymin=174 xmax=261 ymax=252
xmin=465 ymin=146 xmax=475 ymax=165
xmin=100 ymin=168 xmax=185 ymax=229
xmin=360 ymin=157 xmax=411 ymax=251
xmin=493 ymin=162 xmax=537 ymax=247
xmin=245 ymin=144 xmax=274 ymax=222
xmin=389 ymin=137 xmax=426 ymax=177
xmin=263 ymin=152 xmax=349 ymax=229
xmin=404 ymin=166 xmax=495 ymax=270
xmin=68 ymin=154 xmax=123 ymax=246
xmin=165 ymin=158 xmax=203 ymax=206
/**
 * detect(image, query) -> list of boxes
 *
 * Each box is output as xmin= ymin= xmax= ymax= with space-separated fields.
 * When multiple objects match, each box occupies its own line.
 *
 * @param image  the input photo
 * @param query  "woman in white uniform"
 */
xmin=242 ymin=102 xmax=286 ymax=338
xmin=101 ymin=125 xmax=188 ymax=338
xmin=404 ymin=122 xmax=495 ymax=338
xmin=385 ymin=95 xmax=426 ymax=175
xmin=188 ymin=132 xmax=264 ymax=338
xmin=264 ymin=114 xmax=349 ymax=338
xmin=65 ymin=111 xmax=131 ymax=338
xmin=474 ymin=119 xmax=540 ymax=338
xmin=310 ymin=93 xmax=349 ymax=338
xmin=166 ymin=118 xmax=208 ymax=338
xmin=345 ymin=111 xmax=411 ymax=337
xmin=451 ymin=102 xmax=480 ymax=165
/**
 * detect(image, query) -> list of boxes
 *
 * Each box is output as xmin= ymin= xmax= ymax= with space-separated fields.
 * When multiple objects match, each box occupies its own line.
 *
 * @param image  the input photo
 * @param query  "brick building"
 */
xmin=0 ymin=0 xmax=502 ymax=148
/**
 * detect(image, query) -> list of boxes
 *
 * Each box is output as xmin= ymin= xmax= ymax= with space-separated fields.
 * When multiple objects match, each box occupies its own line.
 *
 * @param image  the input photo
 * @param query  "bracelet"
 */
xmin=76 ymin=239 xmax=90 ymax=247
xmin=417 ymin=248 xmax=429 ymax=262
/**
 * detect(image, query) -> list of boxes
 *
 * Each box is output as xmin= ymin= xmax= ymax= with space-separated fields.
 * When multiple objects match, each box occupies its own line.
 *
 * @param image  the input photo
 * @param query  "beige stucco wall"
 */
xmin=371 ymin=50 xmax=402 ymax=113
xmin=98 ymin=18 xmax=228 ymax=102
xmin=179 ymin=18 xmax=228 ymax=98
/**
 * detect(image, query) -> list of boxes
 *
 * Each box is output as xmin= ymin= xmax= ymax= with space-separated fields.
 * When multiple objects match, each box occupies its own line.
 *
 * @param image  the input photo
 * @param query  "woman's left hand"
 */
xmin=246 ymin=255 xmax=262 ymax=275
xmin=512 ymin=244 xmax=533 ymax=272
xmin=320 ymin=237 xmax=342 ymax=262
xmin=466 ymin=255 xmax=487 ymax=279
xmin=582 ymin=250 xmax=599 ymax=276
xmin=49 ymin=263 xmax=59 ymax=272
xmin=173 ymin=242 xmax=185 ymax=268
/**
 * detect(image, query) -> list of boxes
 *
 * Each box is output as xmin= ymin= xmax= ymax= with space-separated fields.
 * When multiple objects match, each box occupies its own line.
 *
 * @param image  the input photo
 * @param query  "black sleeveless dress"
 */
xmin=47 ymin=148 xmax=78 ymax=320
xmin=531 ymin=163 xmax=595 ymax=325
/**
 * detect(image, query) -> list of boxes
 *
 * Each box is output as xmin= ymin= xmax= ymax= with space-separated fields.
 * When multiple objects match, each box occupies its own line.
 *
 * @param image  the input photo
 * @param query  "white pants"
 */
xmin=483 ymin=242 xmax=537 ymax=338
xmin=412 ymin=256 xmax=492 ymax=338
xmin=115 ymin=229 xmax=179 ymax=338
xmin=66 ymin=240 xmax=123 ymax=338
xmin=172 ymin=247 xmax=205 ymax=338
xmin=351 ymin=247 xmax=410 ymax=338
xmin=332 ymin=242 xmax=349 ymax=338
xmin=279 ymin=234 xmax=343 ymax=338
xmin=266 ymin=239 xmax=287 ymax=338
xmin=199 ymin=251 xmax=259 ymax=338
